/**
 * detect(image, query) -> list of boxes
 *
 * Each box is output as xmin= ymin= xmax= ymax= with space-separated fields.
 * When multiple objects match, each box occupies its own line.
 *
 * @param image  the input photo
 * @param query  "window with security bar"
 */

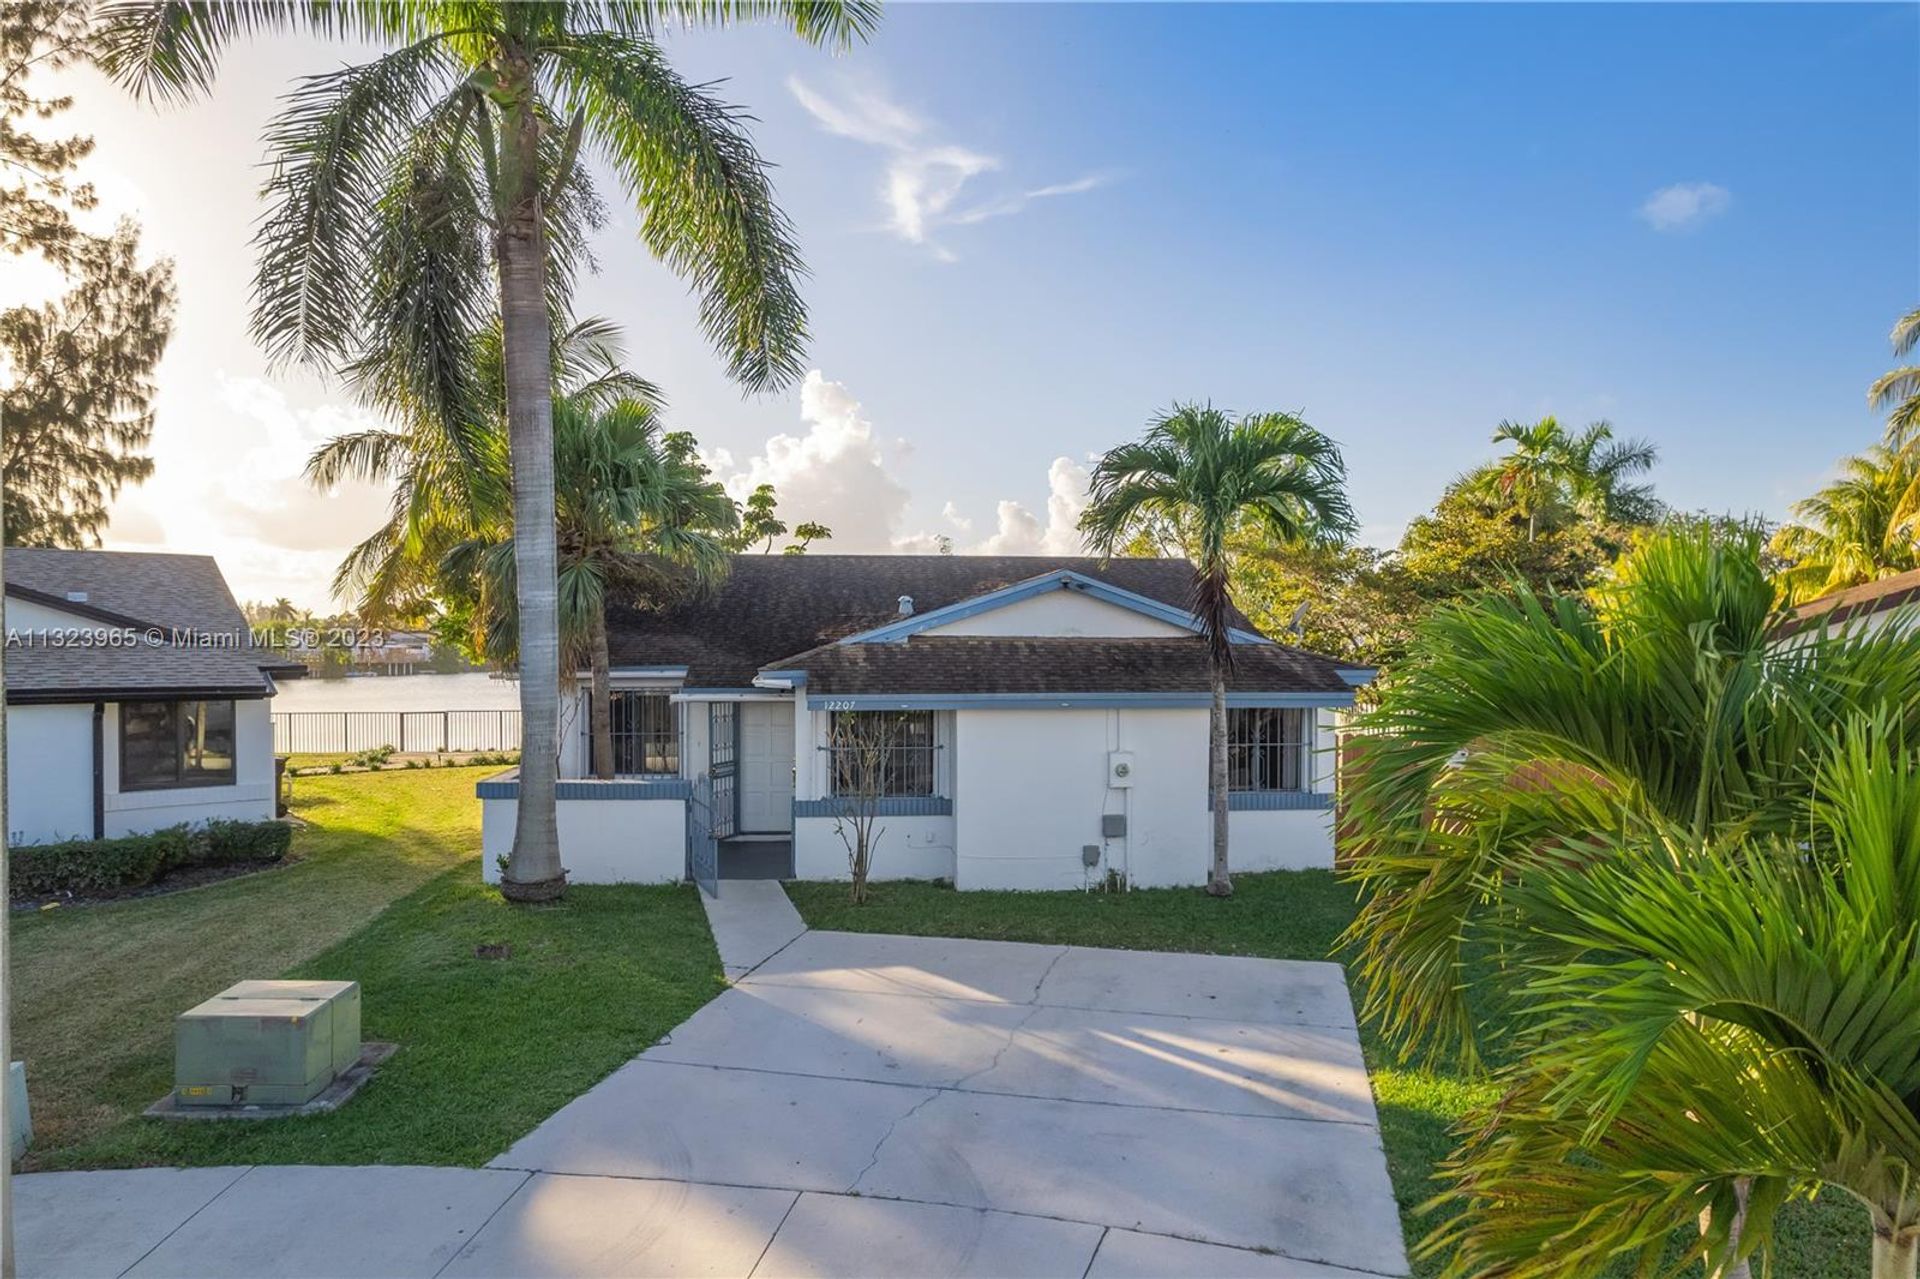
xmin=828 ymin=710 xmax=937 ymax=797
xmin=591 ymin=690 xmax=680 ymax=777
xmin=1228 ymin=707 xmax=1311 ymax=792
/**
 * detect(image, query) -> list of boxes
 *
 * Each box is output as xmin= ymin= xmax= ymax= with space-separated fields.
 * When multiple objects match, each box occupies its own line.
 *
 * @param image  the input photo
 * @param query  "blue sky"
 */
xmin=34 ymin=3 xmax=1920 ymax=604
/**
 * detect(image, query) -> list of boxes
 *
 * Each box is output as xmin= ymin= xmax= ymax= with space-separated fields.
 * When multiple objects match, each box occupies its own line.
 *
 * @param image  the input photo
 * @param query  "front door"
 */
xmin=737 ymin=701 xmax=795 ymax=833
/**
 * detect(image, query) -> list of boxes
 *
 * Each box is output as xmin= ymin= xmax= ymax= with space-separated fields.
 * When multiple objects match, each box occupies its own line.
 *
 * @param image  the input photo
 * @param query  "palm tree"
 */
xmin=444 ymin=395 xmax=736 ymax=779
xmin=1079 ymin=404 xmax=1355 ymax=897
xmin=1340 ymin=527 xmax=1920 ymax=1270
xmin=94 ymin=2 xmax=876 ymax=901
xmin=1871 ymin=306 xmax=1920 ymax=446
xmin=1556 ymin=419 xmax=1659 ymax=525
xmin=1466 ymin=416 xmax=1659 ymax=539
xmin=1768 ymin=444 xmax=1920 ymax=603
xmin=1420 ymin=715 xmax=1920 ymax=1278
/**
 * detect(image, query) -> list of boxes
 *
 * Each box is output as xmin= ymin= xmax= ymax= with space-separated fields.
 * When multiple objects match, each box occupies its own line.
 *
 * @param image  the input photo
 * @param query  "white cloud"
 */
xmin=1637 ymin=181 xmax=1731 ymax=232
xmin=708 ymin=371 xmax=914 ymax=552
xmin=788 ymin=76 xmax=1109 ymax=260
xmin=974 ymin=457 xmax=1090 ymax=555
xmin=709 ymin=371 xmax=1090 ymax=559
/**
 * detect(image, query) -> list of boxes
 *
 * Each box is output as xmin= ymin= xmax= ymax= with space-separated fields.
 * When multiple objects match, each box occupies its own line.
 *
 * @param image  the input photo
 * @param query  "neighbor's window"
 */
xmin=120 ymin=699 xmax=237 ymax=790
xmin=829 ymin=710 xmax=936 ymax=797
xmin=599 ymin=690 xmax=680 ymax=777
xmin=1228 ymin=707 xmax=1310 ymax=792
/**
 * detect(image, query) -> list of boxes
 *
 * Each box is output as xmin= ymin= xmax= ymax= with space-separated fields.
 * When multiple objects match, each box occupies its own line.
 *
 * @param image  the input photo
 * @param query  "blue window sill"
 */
xmin=1209 ymin=790 xmax=1334 ymax=812
xmin=793 ymin=796 xmax=954 ymax=818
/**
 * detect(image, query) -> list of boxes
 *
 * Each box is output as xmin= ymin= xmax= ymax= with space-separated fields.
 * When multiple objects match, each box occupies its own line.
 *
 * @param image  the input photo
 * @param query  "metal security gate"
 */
xmin=708 ymin=702 xmax=738 ymax=840
xmin=687 ymin=774 xmax=719 ymax=898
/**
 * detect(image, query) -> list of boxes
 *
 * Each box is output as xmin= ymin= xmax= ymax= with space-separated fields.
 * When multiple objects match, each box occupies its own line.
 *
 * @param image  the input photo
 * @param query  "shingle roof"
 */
xmin=773 ymin=636 xmax=1356 ymax=697
xmin=604 ymin=555 xmax=1258 ymax=688
xmin=4 ymin=549 xmax=278 ymax=702
xmin=1780 ymin=567 xmax=1920 ymax=637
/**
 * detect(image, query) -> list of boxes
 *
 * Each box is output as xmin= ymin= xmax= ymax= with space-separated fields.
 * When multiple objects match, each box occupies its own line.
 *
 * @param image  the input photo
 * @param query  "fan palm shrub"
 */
xmin=1079 ymin=403 xmax=1355 ymax=896
xmin=1341 ymin=526 xmax=1920 ymax=1271
xmin=93 ymin=0 xmax=876 ymax=900
xmin=442 ymin=395 xmax=737 ymax=779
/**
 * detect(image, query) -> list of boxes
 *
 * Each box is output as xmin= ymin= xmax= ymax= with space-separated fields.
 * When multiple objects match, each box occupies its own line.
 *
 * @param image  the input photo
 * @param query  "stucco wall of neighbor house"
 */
xmin=921 ymin=588 xmax=1191 ymax=638
xmin=100 ymin=698 xmax=277 ymax=836
xmin=5 ymin=703 xmax=95 ymax=845
xmin=7 ymin=596 xmax=96 ymax=629
xmin=479 ymin=781 xmax=686 ymax=884
xmin=953 ymin=706 xmax=1210 ymax=891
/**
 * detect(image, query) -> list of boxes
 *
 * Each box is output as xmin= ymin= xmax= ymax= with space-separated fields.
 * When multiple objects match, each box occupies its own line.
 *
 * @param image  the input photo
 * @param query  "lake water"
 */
xmin=271 ymin=670 xmax=522 ymax=713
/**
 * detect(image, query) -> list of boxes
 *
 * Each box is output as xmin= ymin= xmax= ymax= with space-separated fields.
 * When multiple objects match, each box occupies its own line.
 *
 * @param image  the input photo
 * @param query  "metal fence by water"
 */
xmin=272 ymin=709 xmax=521 ymax=755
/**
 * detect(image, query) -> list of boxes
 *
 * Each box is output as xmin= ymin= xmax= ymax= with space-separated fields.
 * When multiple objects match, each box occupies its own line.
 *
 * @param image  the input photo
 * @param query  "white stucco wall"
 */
xmin=793 ymin=814 xmax=956 ymax=881
xmin=952 ymin=706 xmax=1210 ymax=890
xmin=1228 ymin=808 xmax=1336 ymax=871
xmin=5 ymin=697 xmax=276 ymax=844
xmin=100 ymin=698 xmax=276 ymax=836
xmin=4 ymin=703 xmax=94 ymax=845
xmin=480 ymin=784 xmax=686 ymax=884
xmin=6 ymin=597 xmax=96 ymax=629
xmin=922 ymin=588 xmax=1190 ymax=638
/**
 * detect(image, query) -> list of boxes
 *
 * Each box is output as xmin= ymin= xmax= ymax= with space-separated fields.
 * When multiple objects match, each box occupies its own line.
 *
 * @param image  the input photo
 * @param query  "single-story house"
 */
xmin=1779 ymin=567 xmax=1920 ymax=641
xmin=3 ymin=549 xmax=297 ymax=846
xmin=479 ymin=555 xmax=1373 ymax=891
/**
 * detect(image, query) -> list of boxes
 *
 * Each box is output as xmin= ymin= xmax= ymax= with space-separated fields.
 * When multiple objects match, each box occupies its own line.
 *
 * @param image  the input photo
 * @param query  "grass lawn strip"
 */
xmin=14 ymin=766 xmax=725 ymax=1170
xmin=785 ymin=874 xmax=1870 ymax=1279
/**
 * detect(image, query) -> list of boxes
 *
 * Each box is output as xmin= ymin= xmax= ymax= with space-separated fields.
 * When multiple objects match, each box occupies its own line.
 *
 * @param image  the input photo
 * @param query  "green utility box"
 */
xmin=218 ymin=980 xmax=361 ymax=1077
xmin=173 ymin=980 xmax=362 ymax=1108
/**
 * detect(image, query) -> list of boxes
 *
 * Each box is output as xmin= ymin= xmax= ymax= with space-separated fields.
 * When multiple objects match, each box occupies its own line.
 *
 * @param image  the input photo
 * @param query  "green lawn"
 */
xmin=14 ymin=767 xmax=724 ymax=1170
xmin=787 ymin=874 xmax=1871 ymax=1278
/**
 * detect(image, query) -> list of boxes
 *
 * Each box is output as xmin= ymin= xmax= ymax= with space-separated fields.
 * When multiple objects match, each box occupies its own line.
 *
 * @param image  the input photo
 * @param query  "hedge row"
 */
xmin=10 ymin=819 xmax=293 ymax=899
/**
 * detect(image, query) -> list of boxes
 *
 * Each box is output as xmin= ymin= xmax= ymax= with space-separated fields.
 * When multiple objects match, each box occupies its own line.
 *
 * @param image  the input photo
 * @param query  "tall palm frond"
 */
xmin=1769 ymin=444 xmax=1920 ymax=603
xmin=1871 ymin=305 xmax=1920 ymax=447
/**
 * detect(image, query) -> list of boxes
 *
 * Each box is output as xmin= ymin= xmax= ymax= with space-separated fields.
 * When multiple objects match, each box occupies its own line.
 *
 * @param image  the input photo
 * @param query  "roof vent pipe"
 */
xmin=897 ymin=594 xmax=914 ymax=617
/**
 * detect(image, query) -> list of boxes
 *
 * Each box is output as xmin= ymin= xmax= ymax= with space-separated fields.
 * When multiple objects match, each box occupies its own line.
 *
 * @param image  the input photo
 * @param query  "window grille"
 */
xmin=1228 ymin=707 xmax=1310 ymax=792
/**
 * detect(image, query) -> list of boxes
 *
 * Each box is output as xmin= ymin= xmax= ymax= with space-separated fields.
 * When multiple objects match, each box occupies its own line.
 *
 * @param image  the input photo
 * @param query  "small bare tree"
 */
xmin=825 ymin=712 xmax=906 ymax=904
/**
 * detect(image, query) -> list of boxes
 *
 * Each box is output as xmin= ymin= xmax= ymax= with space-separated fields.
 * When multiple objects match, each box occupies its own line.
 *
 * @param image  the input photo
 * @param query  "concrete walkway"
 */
xmin=18 ymin=890 xmax=1408 ymax=1278
xmin=698 ymin=880 xmax=807 ymax=980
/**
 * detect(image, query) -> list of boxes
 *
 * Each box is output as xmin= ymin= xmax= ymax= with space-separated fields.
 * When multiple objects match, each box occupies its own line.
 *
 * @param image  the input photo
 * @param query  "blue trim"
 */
xmin=1208 ymin=790 xmax=1336 ymax=812
xmin=609 ymin=666 xmax=689 ymax=679
xmin=806 ymin=691 xmax=1355 ymax=711
xmin=1337 ymin=668 xmax=1376 ymax=687
xmin=793 ymin=796 xmax=953 ymax=818
xmin=476 ymin=771 xmax=691 ymax=802
xmin=677 ymin=687 xmax=794 ymax=697
xmin=833 ymin=570 xmax=1270 ymax=647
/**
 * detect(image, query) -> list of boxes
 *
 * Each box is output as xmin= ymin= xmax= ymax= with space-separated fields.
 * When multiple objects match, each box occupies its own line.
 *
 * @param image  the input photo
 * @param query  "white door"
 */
xmin=737 ymin=701 xmax=795 ymax=833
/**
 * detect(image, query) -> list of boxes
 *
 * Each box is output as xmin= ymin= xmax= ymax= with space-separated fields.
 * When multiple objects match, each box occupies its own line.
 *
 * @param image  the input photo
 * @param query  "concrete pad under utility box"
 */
xmin=216 ymin=980 xmax=361 ymax=1076
xmin=173 ymin=997 xmax=334 ymax=1107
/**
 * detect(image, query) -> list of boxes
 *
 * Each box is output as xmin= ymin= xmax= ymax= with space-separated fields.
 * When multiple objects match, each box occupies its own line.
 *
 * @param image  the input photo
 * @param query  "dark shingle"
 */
xmin=605 ymin=555 xmax=1258 ymax=688
xmin=4 ymin=549 xmax=275 ymax=702
xmin=774 ymin=636 xmax=1354 ymax=697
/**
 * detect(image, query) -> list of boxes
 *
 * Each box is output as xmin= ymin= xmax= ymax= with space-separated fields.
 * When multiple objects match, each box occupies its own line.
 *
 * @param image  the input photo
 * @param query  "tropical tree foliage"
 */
xmin=1340 ymin=527 xmax=1920 ymax=1274
xmin=728 ymin=481 xmax=834 ymax=554
xmin=1080 ymin=403 xmax=1355 ymax=895
xmin=1872 ymin=306 xmax=1920 ymax=447
xmin=2 ymin=3 xmax=174 ymax=546
xmin=1460 ymin=415 xmax=1660 ymax=540
xmin=93 ymin=0 xmax=877 ymax=900
xmin=1768 ymin=444 xmax=1920 ymax=603
xmin=441 ymin=394 xmax=737 ymax=779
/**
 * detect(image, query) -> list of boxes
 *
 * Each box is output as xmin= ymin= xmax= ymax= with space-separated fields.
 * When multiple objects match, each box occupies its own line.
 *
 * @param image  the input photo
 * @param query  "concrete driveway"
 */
xmin=485 ymin=928 xmax=1408 ymax=1278
xmin=17 ymin=910 xmax=1407 ymax=1278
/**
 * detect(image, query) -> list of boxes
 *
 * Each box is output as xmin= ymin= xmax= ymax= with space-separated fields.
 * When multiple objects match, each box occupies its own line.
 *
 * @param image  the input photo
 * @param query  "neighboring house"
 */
xmin=1779 ymin=568 xmax=1920 ymax=641
xmin=3 ymin=549 xmax=297 ymax=846
xmin=479 ymin=555 xmax=1373 ymax=891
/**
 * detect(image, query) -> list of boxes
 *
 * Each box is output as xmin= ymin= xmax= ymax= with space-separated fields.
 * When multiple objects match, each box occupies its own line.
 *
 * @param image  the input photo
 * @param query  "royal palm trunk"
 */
xmin=589 ymin=605 xmax=614 ymax=782
xmin=1208 ymin=663 xmax=1232 ymax=896
xmin=496 ymin=55 xmax=565 ymax=900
